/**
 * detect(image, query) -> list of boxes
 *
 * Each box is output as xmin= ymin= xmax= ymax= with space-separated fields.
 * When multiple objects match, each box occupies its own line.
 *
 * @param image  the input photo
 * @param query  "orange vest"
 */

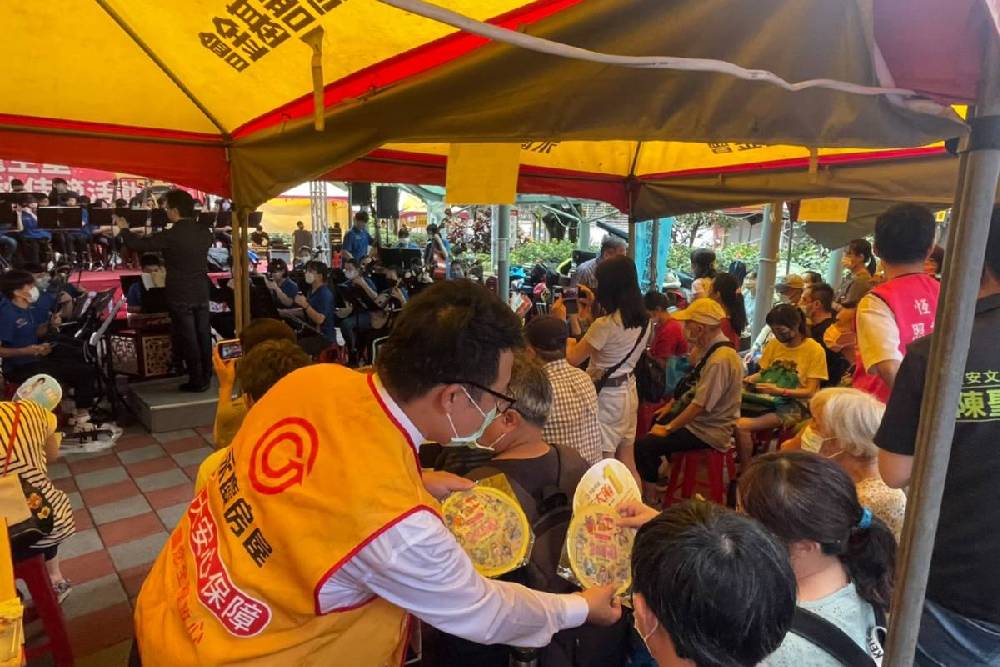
xmin=135 ymin=366 xmax=439 ymax=666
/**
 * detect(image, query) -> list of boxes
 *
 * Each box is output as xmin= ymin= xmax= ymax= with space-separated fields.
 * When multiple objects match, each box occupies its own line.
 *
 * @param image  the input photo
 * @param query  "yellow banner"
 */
xmin=446 ymin=143 xmax=520 ymax=205
xmin=798 ymin=198 xmax=851 ymax=223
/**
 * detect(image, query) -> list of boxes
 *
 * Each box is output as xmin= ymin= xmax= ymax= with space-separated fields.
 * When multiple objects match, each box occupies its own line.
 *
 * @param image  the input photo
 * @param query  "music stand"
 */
xmin=378 ymin=247 xmax=422 ymax=270
xmin=123 ymin=210 xmax=148 ymax=229
xmin=37 ymin=206 xmax=83 ymax=230
xmin=88 ymin=208 xmax=114 ymax=228
xmin=198 ymin=212 xmax=218 ymax=227
xmin=0 ymin=192 xmax=45 ymax=206
xmin=248 ymin=212 xmax=263 ymax=226
xmin=119 ymin=275 xmax=168 ymax=314
xmin=216 ymin=211 xmax=232 ymax=229
xmin=0 ymin=201 xmax=15 ymax=231
xmin=334 ymin=283 xmax=380 ymax=312
xmin=150 ymin=209 xmax=168 ymax=230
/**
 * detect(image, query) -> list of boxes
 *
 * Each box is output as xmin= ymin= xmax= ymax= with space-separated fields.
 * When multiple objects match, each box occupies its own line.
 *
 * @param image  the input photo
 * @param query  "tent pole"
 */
xmin=649 ymin=219 xmax=660 ymax=292
xmin=751 ymin=202 xmax=782 ymax=339
xmin=825 ymin=247 xmax=845 ymax=290
xmin=232 ymin=207 xmax=251 ymax=334
xmin=497 ymin=205 xmax=511 ymax=304
xmin=885 ymin=38 xmax=1000 ymax=667
xmin=627 ymin=215 xmax=637 ymax=261
xmin=784 ymin=217 xmax=794 ymax=275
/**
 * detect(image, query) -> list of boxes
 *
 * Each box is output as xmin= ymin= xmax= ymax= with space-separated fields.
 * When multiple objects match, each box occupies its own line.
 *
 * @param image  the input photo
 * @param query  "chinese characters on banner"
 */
xmin=957 ymin=370 xmax=1000 ymax=421
xmin=707 ymin=143 xmax=766 ymax=154
xmin=521 ymin=142 xmax=560 ymax=155
xmin=201 ymin=0 xmax=347 ymax=72
xmin=0 ymin=161 xmax=206 ymax=202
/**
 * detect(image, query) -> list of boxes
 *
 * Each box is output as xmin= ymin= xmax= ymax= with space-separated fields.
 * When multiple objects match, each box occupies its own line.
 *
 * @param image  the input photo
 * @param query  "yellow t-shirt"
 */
xmin=760 ymin=337 xmax=829 ymax=387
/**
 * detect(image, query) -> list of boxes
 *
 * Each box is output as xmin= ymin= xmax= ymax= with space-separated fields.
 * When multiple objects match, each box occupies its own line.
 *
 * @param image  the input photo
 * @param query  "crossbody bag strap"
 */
xmin=3 ymin=403 xmax=24 ymax=478
xmin=790 ymin=607 xmax=877 ymax=667
xmin=598 ymin=319 xmax=649 ymax=384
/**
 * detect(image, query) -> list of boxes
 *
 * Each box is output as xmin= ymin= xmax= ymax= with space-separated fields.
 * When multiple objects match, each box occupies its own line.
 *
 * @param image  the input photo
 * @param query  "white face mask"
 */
xmin=345 ymin=269 xmax=358 ymax=281
xmin=635 ymin=617 xmax=659 ymax=652
xmin=26 ymin=286 xmax=40 ymax=304
xmin=35 ymin=276 xmax=51 ymax=291
xmin=304 ymin=271 xmax=316 ymax=285
xmin=800 ymin=424 xmax=832 ymax=453
xmin=444 ymin=387 xmax=501 ymax=448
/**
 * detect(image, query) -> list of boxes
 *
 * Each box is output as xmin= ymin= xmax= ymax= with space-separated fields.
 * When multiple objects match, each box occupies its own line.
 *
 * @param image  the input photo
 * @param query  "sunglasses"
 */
xmin=441 ymin=379 xmax=517 ymax=414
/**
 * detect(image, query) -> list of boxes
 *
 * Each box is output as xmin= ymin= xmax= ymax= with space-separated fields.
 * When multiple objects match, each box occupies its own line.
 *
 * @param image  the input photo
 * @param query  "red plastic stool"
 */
xmin=15 ymin=555 xmax=74 ymax=666
xmin=663 ymin=448 xmax=737 ymax=507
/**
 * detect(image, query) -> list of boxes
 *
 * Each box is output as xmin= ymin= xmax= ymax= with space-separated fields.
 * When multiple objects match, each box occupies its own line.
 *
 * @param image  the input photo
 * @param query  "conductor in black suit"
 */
xmin=116 ymin=189 xmax=214 ymax=392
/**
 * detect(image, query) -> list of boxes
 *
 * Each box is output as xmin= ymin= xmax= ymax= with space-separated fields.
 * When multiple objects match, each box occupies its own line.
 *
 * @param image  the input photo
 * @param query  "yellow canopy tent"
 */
xmin=324 ymin=140 xmax=974 ymax=219
xmin=1 ymin=0 xmax=991 ymax=209
xmin=3 ymin=4 xmax=998 ymax=665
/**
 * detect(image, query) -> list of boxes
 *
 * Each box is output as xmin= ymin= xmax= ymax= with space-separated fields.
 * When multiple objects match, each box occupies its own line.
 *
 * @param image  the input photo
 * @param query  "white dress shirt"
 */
xmin=317 ymin=377 xmax=589 ymax=647
xmin=856 ymin=294 xmax=901 ymax=371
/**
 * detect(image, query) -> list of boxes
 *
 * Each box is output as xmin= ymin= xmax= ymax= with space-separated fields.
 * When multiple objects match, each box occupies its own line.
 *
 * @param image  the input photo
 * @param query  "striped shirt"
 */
xmin=0 ymin=401 xmax=74 ymax=549
xmin=541 ymin=360 xmax=603 ymax=465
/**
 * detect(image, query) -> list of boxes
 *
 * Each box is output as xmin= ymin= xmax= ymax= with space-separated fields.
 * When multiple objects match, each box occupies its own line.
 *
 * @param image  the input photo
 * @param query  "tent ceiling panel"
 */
xmin=111 ymin=0 xmax=542 ymax=133
xmin=2 ymin=2 xmax=219 ymax=135
xmin=232 ymin=0 xmax=972 ymax=204
xmin=0 ymin=0 xmax=993 ymax=205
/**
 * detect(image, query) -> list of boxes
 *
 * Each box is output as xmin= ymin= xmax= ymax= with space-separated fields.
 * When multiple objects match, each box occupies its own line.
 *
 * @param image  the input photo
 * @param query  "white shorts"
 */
xmin=596 ymin=380 xmax=638 ymax=455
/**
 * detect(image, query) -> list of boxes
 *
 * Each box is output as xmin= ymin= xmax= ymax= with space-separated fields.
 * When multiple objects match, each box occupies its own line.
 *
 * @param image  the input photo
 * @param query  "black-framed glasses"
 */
xmin=442 ymin=379 xmax=517 ymax=414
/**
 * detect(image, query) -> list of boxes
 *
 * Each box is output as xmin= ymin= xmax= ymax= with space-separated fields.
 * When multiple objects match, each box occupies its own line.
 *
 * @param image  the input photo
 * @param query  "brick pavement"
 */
xmin=25 ymin=424 xmax=215 ymax=666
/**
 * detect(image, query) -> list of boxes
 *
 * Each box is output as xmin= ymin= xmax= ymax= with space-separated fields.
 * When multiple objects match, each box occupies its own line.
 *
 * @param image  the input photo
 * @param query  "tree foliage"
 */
xmin=510 ymin=239 xmax=577 ymax=267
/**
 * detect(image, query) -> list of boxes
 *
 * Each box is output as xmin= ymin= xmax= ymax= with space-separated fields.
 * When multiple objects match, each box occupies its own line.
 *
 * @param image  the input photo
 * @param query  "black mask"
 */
xmin=774 ymin=330 xmax=794 ymax=344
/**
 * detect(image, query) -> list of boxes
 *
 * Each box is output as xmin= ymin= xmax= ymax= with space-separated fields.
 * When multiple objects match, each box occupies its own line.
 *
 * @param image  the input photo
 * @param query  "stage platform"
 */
xmin=67 ymin=267 xmax=230 ymax=297
xmin=125 ymin=376 xmax=219 ymax=433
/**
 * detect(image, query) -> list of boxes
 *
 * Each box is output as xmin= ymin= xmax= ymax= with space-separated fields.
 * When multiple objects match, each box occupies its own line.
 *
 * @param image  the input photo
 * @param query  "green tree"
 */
xmin=510 ymin=239 xmax=576 ymax=267
xmin=670 ymin=211 xmax=735 ymax=248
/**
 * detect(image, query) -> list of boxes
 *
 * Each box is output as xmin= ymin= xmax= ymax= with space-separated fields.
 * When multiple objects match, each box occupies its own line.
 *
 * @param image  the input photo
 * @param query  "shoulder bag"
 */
xmin=593 ymin=320 xmax=649 ymax=394
xmin=0 ymin=403 xmax=53 ymax=551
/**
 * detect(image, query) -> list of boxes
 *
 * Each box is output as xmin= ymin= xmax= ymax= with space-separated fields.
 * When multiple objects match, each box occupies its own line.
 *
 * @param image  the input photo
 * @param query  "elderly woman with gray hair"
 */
xmin=785 ymin=387 xmax=906 ymax=540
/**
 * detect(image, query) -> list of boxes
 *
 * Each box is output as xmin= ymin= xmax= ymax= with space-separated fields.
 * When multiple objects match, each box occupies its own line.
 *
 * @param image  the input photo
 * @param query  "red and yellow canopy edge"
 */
xmin=232 ymin=0 xmax=583 ymax=139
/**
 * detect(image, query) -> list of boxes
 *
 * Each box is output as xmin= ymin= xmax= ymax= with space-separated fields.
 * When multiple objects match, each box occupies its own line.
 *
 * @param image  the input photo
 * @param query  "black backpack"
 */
xmin=473 ymin=446 xmax=575 ymax=595
xmin=472 ymin=448 xmax=628 ymax=667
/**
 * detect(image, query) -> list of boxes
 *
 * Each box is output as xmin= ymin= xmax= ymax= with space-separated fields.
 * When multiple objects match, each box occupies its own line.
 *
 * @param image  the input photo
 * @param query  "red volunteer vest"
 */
xmin=853 ymin=273 xmax=940 ymax=402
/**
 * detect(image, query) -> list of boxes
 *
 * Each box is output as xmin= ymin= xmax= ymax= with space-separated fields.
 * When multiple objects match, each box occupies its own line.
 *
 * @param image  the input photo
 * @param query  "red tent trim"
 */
xmin=638 ymin=146 xmax=948 ymax=181
xmin=0 ymin=114 xmax=223 ymax=144
xmin=231 ymin=0 xmax=584 ymax=139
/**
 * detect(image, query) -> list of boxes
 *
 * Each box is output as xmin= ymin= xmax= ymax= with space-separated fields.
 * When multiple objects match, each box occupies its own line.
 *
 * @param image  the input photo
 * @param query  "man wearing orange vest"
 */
xmin=853 ymin=204 xmax=941 ymax=402
xmin=134 ymin=280 xmax=622 ymax=666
